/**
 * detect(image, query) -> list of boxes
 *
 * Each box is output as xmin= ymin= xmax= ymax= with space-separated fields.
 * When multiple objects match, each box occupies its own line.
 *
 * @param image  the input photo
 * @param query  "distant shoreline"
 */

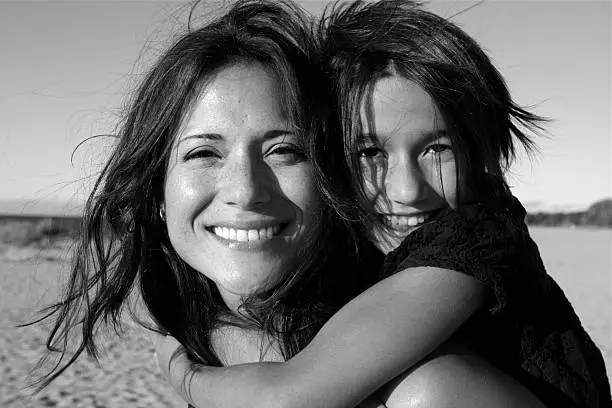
xmin=525 ymin=199 xmax=612 ymax=228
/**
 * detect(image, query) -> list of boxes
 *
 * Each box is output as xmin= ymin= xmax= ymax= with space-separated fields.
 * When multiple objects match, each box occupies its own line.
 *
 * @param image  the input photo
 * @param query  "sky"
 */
xmin=0 ymin=0 xmax=610 ymax=215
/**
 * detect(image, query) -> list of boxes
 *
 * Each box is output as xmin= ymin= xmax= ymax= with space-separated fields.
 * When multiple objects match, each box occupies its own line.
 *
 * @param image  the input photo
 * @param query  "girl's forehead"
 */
xmin=359 ymin=76 xmax=445 ymax=141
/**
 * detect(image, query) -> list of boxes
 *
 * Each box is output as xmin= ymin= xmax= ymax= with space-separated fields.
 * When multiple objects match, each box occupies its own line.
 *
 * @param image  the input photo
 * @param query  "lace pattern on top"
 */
xmin=381 ymin=195 xmax=611 ymax=408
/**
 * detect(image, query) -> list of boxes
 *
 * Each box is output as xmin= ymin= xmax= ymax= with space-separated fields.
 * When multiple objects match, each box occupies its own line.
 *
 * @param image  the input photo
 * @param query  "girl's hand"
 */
xmin=153 ymin=333 xmax=388 ymax=408
xmin=153 ymin=333 xmax=193 ymax=404
xmin=357 ymin=395 xmax=387 ymax=408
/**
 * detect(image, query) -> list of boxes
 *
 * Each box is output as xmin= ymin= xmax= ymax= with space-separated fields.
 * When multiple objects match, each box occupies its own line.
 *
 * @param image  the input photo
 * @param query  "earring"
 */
xmin=159 ymin=206 xmax=166 ymax=221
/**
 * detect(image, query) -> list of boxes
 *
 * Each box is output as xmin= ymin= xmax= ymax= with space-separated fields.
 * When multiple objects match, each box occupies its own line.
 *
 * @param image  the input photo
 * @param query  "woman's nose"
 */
xmin=217 ymin=152 xmax=271 ymax=209
xmin=384 ymin=159 xmax=428 ymax=206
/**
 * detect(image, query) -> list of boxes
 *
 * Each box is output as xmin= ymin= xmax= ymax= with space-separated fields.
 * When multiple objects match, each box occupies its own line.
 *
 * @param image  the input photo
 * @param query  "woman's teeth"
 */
xmin=212 ymin=225 xmax=282 ymax=242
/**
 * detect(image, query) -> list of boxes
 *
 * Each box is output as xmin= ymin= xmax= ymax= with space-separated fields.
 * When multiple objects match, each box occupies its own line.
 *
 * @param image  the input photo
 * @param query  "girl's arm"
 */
xmin=156 ymin=266 xmax=486 ymax=408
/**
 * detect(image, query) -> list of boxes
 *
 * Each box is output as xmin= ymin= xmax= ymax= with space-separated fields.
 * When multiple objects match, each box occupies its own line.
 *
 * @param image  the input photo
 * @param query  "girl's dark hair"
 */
xmin=315 ymin=0 xmax=547 ymax=226
xmin=30 ymin=0 xmax=375 ymax=389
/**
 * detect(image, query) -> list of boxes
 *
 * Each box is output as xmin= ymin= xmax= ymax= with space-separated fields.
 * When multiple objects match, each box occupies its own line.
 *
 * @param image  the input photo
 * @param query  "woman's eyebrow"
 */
xmin=178 ymin=133 xmax=224 ymax=145
xmin=262 ymin=130 xmax=295 ymax=140
xmin=178 ymin=130 xmax=295 ymax=145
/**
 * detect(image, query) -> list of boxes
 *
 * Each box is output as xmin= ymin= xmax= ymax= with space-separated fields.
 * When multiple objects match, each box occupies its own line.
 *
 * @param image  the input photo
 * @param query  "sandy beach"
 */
xmin=1 ymin=226 xmax=611 ymax=407
xmin=0 ymin=244 xmax=185 ymax=408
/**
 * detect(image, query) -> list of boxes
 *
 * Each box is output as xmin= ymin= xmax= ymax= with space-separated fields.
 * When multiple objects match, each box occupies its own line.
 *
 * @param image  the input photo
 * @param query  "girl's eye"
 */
xmin=423 ymin=143 xmax=453 ymax=156
xmin=266 ymin=144 xmax=306 ymax=164
xmin=357 ymin=146 xmax=386 ymax=161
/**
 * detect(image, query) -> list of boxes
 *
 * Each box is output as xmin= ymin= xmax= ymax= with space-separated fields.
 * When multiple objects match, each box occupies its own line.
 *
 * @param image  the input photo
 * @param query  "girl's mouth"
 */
xmin=380 ymin=210 xmax=441 ymax=232
xmin=386 ymin=214 xmax=427 ymax=228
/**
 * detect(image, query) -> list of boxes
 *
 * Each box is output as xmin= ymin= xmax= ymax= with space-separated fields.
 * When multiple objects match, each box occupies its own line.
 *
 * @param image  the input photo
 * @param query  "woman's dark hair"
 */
xmin=30 ymin=0 xmax=375 ymax=389
xmin=314 ymin=0 xmax=547 ymax=227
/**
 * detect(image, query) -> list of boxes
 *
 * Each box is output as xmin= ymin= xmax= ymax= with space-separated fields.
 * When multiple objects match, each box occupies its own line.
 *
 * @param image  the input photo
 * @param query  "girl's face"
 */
xmin=357 ymin=76 xmax=463 ymax=254
xmin=163 ymin=63 xmax=320 ymax=310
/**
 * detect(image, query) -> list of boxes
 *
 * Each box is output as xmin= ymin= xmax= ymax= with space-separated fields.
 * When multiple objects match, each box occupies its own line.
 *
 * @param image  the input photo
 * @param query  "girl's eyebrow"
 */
xmin=354 ymin=133 xmax=377 ymax=145
xmin=422 ymin=129 xmax=449 ymax=143
xmin=356 ymin=129 xmax=448 ymax=145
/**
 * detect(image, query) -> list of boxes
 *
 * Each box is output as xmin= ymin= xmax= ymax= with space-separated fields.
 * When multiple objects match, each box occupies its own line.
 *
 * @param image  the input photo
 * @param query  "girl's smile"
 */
xmin=358 ymin=74 xmax=464 ymax=254
xmin=379 ymin=211 xmax=438 ymax=231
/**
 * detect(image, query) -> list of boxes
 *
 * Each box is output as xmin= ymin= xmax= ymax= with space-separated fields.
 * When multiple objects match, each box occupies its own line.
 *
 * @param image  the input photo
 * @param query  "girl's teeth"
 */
xmin=388 ymin=214 xmax=428 ymax=228
xmin=212 ymin=225 xmax=281 ymax=242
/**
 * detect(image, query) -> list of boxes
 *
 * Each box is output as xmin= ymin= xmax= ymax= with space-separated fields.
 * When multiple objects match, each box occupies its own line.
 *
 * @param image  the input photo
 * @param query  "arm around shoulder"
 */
xmin=268 ymin=266 xmax=489 ymax=407
xmin=156 ymin=266 xmax=488 ymax=408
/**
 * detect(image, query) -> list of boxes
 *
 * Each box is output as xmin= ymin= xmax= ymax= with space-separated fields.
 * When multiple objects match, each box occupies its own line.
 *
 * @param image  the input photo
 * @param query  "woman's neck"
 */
xmin=211 ymin=325 xmax=284 ymax=365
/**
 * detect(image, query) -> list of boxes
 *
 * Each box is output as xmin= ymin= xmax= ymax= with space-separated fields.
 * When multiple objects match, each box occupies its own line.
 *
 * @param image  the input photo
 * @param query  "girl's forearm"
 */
xmin=157 ymin=267 xmax=485 ymax=408
xmin=156 ymin=337 xmax=289 ymax=408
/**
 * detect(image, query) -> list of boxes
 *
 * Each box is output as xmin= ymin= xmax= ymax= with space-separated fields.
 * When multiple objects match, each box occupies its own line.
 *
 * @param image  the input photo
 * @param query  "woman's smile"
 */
xmin=208 ymin=224 xmax=286 ymax=242
xmin=163 ymin=62 xmax=320 ymax=308
xmin=202 ymin=217 xmax=304 ymax=250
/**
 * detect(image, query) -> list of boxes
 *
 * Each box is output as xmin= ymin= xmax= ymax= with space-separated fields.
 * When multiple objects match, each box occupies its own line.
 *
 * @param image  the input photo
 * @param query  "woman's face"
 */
xmin=357 ymin=76 xmax=463 ymax=254
xmin=164 ymin=63 xmax=320 ymax=310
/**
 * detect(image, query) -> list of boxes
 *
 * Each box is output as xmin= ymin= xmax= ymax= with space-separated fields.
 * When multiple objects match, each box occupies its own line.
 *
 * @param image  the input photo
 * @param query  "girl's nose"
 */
xmin=384 ymin=158 xmax=428 ymax=206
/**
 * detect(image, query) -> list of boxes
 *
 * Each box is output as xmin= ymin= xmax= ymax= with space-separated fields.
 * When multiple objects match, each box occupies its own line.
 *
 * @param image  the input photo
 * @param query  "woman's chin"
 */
xmin=215 ymin=279 xmax=274 ymax=310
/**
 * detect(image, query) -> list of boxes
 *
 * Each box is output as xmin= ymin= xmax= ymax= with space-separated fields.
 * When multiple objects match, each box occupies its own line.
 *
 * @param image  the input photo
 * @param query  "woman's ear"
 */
xmin=159 ymin=203 xmax=166 ymax=222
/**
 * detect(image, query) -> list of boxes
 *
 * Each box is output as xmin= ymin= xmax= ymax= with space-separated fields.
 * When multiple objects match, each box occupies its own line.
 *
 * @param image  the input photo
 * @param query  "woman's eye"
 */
xmin=267 ymin=144 xmax=306 ymax=164
xmin=185 ymin=148 xmax=221 ymax=162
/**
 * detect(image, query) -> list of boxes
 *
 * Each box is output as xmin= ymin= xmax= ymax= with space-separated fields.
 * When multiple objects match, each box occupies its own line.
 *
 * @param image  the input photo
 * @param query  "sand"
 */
xmin=0 ymin=247 xmax=185 ymax=408
xmin=1 ymin=227 xmax=610 ymax=407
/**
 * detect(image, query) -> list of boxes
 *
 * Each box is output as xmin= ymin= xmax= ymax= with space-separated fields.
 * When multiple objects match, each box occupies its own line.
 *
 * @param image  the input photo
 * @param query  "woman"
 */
xmin=31 ymin=0 xmax=377 ymax=389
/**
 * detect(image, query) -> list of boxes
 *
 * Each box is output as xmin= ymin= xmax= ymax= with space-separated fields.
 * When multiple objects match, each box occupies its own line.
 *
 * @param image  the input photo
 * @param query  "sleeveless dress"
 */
xmin=381 ymin=193 xmax=611 ymax=408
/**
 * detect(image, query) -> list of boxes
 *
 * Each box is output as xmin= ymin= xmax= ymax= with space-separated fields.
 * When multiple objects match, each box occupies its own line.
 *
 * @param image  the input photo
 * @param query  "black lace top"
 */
xmin=382 ymin=194 xmax=611 ymax=408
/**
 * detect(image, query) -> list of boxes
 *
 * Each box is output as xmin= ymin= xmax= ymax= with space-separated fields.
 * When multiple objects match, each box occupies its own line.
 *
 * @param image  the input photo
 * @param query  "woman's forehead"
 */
xmin=169 ymin=63 xmax=299 ymax=146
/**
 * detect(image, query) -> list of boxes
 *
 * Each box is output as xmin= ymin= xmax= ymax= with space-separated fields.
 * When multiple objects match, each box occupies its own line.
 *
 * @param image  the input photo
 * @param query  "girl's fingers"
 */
xmin=155 ymin=333 xmax=181 ymax=358
xmin=151 ymin=334 xmax=195 ymax=405
xmin=357 ymin=394 xmax=388 ymax=408
xmin=152 ymin=334 xmax=183 ymax=380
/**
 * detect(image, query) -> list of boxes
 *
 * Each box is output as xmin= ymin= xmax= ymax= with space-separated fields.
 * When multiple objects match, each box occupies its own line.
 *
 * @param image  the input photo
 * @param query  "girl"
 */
xmin=156 ymin=1 xmax=611 ymax=407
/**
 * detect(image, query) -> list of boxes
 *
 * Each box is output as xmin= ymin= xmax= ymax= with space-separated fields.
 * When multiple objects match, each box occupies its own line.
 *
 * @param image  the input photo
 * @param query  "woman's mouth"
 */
xmin=207 ymin=224 xmax=288 ymax=243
